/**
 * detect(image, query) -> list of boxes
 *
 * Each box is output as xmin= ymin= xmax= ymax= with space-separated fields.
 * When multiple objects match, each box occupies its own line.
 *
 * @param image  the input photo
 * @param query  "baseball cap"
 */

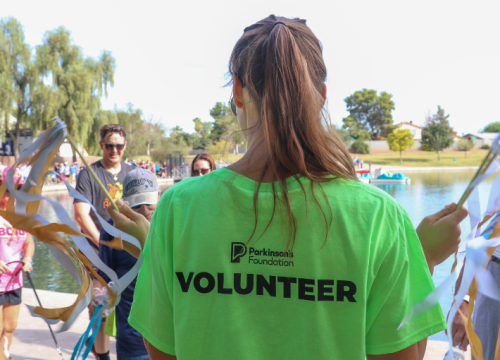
xmin=123 ymin=168 xmax=159 ymax=208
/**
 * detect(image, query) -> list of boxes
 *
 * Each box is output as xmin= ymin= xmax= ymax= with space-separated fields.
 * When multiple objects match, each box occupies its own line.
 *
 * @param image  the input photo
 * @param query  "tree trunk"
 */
xmin=438 ymin=151 xmax=440 ymax=161
xmin=12 ymin=107 xmax=23 ymax=161
xmin=12 ymin=133 xmax=20 ymax=161
xmin=147 ymin=142 xmax=150 ymax=156
xmin=72 ymin=145 xmax=77 ymax=163
xmin=400 ymin=150 xmax=402 ymax=165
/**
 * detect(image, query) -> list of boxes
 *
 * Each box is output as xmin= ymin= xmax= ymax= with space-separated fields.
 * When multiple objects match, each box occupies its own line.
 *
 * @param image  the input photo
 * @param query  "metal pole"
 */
xmin=26 ymin=272 xmax=64 ymax=360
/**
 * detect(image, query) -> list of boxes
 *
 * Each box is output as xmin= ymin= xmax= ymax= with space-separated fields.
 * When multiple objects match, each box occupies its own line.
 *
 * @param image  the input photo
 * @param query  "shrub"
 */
xmin=350 ymin=140 xmax=369 ymax=154
xmin=481 ymin=144 xmax=491 ymax=150
xmin=422 ymin=143 xmax=433 ymax=151
xmin=457 ymin=139 xmax=474 ymax=152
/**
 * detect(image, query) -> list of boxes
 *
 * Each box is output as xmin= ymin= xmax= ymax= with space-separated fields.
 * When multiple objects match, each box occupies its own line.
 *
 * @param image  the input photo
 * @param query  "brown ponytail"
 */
xmin=229 ymin=15 xmax=357 ymax=249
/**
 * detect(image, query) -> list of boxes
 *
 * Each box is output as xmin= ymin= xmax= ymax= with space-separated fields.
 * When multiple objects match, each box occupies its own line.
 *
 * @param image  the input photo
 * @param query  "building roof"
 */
xmin=464 ymin=132 xmax=498 ymax=140
xmin=396 ymin=122 xmax=423 ymax=129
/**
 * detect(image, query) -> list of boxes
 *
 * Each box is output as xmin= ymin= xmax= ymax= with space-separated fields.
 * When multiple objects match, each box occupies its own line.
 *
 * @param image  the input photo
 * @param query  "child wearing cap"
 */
xmin=90 ymin=168 xmax=160 ymax=360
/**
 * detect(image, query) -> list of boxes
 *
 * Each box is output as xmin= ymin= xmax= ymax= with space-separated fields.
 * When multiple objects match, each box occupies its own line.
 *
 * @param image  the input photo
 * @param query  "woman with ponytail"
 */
xmin=110 ymin=15 xmax=468 ymax=360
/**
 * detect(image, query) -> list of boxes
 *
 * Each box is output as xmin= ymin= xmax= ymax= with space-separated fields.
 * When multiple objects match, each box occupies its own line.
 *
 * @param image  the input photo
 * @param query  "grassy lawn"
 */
xmin=356 ymin=150 xmax=488 ymax=167
xmin=148 ymin=150 xmax=487 ymax=168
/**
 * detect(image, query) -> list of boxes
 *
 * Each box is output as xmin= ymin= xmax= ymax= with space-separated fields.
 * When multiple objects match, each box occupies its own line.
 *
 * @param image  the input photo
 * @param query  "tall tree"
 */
xmin=421 ymin=106 xmax=454 ymax=161
xmin=0 ymin=17 xmax=45 ymax=159
xmin=192 ymin=137 xmax=211 ymax=150
xmin=36 ymin=27 xmax=115 ymax=161
xmin=150 ymin=137 xmax=178 ymax=163
xmin=115 ymin=104 xmax=145 ymax=158
xmin=209 ymin=101 xmax=245 ymax=153
xmin=387 ymin=129 xmax=415 ymax=165
xmin=457 ymin=139 xmax=474 ymax=158
xmin=144 ymin=114 xmax=163 ymax=156
xmin=209 ymin=102 xmax=232 ymax=143
xmin=193 ymin=117 xmax=202 ymax=137
xmin=482 ymin=122 xmax=500 ymax=133
xmin=86 ymin=109 xmax=116 ymax=155
xmin=330 ymin=125 xmax=351 ymax=149
xmin=201 ymin=121 xmax=212 ymax=138
xmin=342 ymin=89 xmax=395 ymax=140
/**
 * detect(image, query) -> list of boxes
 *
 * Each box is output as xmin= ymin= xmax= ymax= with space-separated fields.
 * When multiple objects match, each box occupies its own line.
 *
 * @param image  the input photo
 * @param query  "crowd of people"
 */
xmin=0 ymin=122 xmax=216 ymax=360
xmin=0 ymin=14 xmax=490 ymax=360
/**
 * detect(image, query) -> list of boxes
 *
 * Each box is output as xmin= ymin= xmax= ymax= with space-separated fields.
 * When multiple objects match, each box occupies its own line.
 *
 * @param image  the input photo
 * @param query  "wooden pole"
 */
xmin=66 ymin=133 xmax=119 ymax=212
xmin=456 ymin=148 xmax=495 ymax=209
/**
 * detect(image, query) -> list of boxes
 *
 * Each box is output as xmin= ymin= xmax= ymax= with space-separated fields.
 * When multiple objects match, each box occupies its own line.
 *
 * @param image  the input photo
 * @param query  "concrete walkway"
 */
xmin=8 ymin=289 xmax=470 ymax=360
xmin=9 ymin=289 xmax=117 ymax=360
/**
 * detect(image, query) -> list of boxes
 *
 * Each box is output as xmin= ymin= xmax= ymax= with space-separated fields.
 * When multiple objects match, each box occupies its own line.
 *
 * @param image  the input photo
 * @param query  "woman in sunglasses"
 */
xmin=190 ymin=153 xmax=216 ymax=177
xmin=111 ymin=15 xmax=468 ymax=360
xmin=0 ymin=174 xmax=34 ymax=360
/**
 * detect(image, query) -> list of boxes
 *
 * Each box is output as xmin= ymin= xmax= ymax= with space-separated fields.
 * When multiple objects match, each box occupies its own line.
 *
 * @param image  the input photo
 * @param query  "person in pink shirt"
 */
xmin=0 ymin=176 xmax=34 ymax=360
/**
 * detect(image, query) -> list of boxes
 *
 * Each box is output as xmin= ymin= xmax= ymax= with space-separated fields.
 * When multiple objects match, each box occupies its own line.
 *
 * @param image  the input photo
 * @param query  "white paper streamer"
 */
xmin=399 ymin=132 xmax=500 ymax=360
xmin=4 ymin=119 xmax=143 ymax=332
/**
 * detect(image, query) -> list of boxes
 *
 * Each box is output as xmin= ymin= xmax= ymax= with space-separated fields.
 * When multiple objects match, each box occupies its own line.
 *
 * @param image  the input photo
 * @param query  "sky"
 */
xmin=1 ymin=0 xmax=499 ymax=136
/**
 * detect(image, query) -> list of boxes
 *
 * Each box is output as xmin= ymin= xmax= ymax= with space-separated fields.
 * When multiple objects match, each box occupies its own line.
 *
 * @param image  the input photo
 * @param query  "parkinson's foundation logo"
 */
xmin=230 ymin=242 xmax=294 ymax=267
xmin=231 ymin=242 xmax=247 ymax=263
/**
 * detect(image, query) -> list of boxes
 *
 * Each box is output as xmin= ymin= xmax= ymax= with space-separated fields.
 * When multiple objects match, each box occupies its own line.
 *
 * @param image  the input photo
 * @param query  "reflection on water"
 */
xmin=24 ymin=184 xmax=173 ymax=293
xmin=24 ymin=171 xmax=496 ymax=338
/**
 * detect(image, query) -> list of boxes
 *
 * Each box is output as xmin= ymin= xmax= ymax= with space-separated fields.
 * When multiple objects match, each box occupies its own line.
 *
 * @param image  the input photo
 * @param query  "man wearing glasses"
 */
xmin=74 ymin=124 xmax=134 ymax=360
xmin=75 ymin=124 xmax=134 ymax=248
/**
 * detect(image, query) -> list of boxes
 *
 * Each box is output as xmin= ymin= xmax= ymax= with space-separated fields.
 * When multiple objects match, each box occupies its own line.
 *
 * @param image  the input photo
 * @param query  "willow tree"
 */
xmin=36 ymin=27 xmax=115 ymax=160
xmin=0 ymin=17 xmax=47 ymax=160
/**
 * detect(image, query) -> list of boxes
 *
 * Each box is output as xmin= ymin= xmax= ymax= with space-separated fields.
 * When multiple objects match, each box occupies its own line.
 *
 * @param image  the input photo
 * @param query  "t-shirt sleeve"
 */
xmin=74 ymin=168 xmax=92 ymax=204
xmin=128 ymin=192 xmax=176 ymax=355
xmin=365 ymin=208 xmax=446 ymax=355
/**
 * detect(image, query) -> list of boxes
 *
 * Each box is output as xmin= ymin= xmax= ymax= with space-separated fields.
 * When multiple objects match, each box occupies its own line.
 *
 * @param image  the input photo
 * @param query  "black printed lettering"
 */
xmin=217 ymin=273 xmax=232 ymax=294
xmin=277 ymin=277 xmax=297 ymax=298
xmin=234 ymin=273 xmax=254 ymax=295
xmin=318 ymin=280 xmax=334 ymax=301
xmin=337 ymin=280 xmax=357 ymax=302
xmin=298 ymin=278 xmax=315 ymax=301
xmin=194 ymin=272 xmax=215 ymax=294
xmin=175 ymin=271 xmax=357 ymax=302
xmin=176 ymin=272 xmax=194 ymax=292
xmin=256 ymin=275 xmax=276 ymax=297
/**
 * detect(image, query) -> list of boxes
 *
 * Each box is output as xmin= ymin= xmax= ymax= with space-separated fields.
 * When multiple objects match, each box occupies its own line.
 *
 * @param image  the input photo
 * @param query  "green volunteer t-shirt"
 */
xmin=129 ymin=168 xmax=445 ymax=359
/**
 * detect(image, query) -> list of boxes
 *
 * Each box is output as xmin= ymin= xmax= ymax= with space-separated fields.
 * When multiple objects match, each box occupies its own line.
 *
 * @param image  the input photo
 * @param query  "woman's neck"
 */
xmin=227 ymin=134 xmax=284 ymax=182
xmin=227 ymin=93 xmax=280 ymax=182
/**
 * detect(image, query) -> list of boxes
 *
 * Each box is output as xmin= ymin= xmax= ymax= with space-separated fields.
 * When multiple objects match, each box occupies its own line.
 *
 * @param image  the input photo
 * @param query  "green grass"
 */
xmin=356 ymin=150 xmax=487 ymax=167
xmin=145 ymin=149 xmax=486 ymax=168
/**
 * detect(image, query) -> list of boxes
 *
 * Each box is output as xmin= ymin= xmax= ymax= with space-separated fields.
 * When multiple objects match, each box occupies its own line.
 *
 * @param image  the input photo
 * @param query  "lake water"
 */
xmin=23 ymin=170 xmax=497 ymax=340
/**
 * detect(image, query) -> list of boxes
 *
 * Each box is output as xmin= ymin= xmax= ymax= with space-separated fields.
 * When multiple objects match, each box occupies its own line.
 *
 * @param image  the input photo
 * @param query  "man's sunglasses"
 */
xmin=103 ymin=143 xmax=125 ymax=151
xmin=131 ymin=203 xmax=153 ymax=210
xmin=229 ymin=95 xmax=237 ymax=116
xmin=193 ymin=168 xmax=210 ymax=176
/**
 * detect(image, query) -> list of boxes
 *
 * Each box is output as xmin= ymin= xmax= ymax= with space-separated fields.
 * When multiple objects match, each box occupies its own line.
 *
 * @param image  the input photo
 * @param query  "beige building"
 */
xmin=396 ymin=121 xmax=423 ymax=141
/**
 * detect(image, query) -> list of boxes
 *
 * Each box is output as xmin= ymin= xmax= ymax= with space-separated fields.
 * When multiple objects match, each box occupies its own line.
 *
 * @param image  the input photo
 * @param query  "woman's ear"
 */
xmin=321 ymin=83 xmax=327 ymax=100
xmin=232 ymin=74 xmax=244 ymax=108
